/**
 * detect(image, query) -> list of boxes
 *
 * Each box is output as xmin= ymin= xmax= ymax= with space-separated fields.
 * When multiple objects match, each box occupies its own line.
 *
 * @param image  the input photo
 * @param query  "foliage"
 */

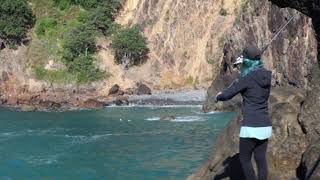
xmin=29 ymin=0 xmax=147 ymax=84
xmin=35 ymin=18 xmax=58 ymax=37
xmin=34 ymin=65 xmax=76 ymax=84
xmin=77 ymin=2 xmax=121 ymax=35
xmin=185 ymin=76 xmax=194 ymax=85
xmin=62 ymin=24 xmax=97 ymax=60
xmin=0 ymin=0 xmax=35 ymax=46
xmin=53 ymin=0 xmax=122 ymax=10
xmin=111 ymin=26 xmax=149 ymax=66
xmin=62 ymin=24 xmax=106 ymax=83
xmin=67 ymin=55 xmax=106 ymax=83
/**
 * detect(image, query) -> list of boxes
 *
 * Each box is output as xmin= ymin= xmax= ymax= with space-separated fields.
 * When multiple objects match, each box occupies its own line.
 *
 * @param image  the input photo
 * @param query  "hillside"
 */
xmin=0 ymin=0 xmax=242 ymax=109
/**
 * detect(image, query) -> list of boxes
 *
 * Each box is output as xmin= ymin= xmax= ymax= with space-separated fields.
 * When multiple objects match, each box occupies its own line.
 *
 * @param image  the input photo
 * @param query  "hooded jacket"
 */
xmin=216 ymin=67 xmax=272 ymax=127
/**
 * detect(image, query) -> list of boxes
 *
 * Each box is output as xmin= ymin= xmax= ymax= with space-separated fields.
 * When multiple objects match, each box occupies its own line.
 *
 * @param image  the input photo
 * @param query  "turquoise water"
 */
xmin=0 ymin=106 xmax=235 ymax=180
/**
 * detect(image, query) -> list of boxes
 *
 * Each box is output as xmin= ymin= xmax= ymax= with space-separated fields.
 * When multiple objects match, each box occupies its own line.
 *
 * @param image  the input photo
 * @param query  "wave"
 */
xmin=145 ymin=116 xmax=205 ymax=122
xmin=194 ymin=111 xmax=219 ymax=115
xmin=106 ymin=105 xmax=202 ymax=108
xmin=145 ymin=117 xmax=161 ymax=121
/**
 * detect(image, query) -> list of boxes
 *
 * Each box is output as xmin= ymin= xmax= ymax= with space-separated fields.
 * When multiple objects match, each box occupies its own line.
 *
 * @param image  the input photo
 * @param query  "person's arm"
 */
xmin=215 ymin=76 xmax=249 ymax=101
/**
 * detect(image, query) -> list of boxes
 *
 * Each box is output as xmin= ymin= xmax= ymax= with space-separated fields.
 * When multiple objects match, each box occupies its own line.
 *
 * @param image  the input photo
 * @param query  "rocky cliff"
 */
xmin=0 ymin=0 xmax=248 ymax=109
xmin=117 ymin=0 xmax=241 ymax=88
xmin=189 ymin=0 xmax=320 ymax=179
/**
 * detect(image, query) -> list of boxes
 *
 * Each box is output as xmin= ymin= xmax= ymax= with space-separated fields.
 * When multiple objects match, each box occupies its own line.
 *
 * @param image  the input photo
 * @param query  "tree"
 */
xmin=0 ymin=0 xmax=34 ymax=46
xmin=62 ymin=24 xmax=97 ymax=60
xmin=111 ymin=26 xmax=149 ymax=68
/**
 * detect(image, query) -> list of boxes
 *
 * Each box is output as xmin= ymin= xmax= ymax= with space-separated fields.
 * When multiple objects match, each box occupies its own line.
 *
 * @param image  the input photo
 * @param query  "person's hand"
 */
xmin=215 ymin=92 xmax=222 ymax=103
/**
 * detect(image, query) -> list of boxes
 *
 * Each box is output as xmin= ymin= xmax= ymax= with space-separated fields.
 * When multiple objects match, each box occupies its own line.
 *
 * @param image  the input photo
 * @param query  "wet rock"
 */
xmin=136 ymin=83 xmax=152 ymax=95
xmin=1 ymin=71 xmax=9 ymax=81
xmin=297 ymin=139 xmax=320 ymax=180
xmin=117 ymin=90 xmax=125 ymax=96
xmin=82 ymin=99 xmax=104 ymax=108
xmin=114 ymin=96 xmax=129 ymax=106
xmin=124 ymin=88 xmax=139 ymax=95
xmin=160 ymin=116 xmax=176 ymax=121
xmin=20 ymin=105 xmax=36 ymax=112
xmin=108 ymin=84 xmax=120 ymax=96
xmin=39 ymin=100 xmax=61 ymax=109
xmin=7 ymin=97 xmax=18 ymax=105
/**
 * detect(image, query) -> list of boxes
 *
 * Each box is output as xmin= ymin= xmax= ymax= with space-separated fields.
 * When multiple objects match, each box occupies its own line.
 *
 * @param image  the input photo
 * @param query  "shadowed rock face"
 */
xmin=269 ymin=0 xmax=320 ymax=62
xmin=190 ymin=0 xmax=320 ymax=179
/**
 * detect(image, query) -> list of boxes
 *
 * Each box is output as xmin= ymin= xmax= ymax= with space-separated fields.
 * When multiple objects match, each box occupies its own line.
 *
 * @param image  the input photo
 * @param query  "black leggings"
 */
xmin=239 ymin=138 xmax=268 ymax=180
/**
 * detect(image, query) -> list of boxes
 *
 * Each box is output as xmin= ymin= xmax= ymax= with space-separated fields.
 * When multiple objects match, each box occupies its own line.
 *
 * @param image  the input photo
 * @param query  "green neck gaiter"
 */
xmin=240 ymin=58 xmax=263 ymax=77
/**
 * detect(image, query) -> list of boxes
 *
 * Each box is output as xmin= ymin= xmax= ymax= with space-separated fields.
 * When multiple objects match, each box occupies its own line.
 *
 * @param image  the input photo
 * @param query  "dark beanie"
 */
xmin=242 ymin=45 xmax=262 ymax=60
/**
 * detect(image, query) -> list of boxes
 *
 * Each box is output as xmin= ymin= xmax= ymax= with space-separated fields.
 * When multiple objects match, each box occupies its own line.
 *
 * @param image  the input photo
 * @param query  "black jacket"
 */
xmin=216 ymin=67 xmax=272 ymax=127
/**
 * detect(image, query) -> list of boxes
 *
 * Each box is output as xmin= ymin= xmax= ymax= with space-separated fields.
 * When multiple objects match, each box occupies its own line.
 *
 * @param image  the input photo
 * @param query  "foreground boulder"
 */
xmin=82 ymin=99 xmax=104 ymax=108
xmin=108 ymin=84 xmax=120 ymax=96
xmin=20 ymin=105 xmax=37 ymax=112
xmin=160 ymin=116 xmax=176 ymax=121
xmin=297 ymin=139 xmax=320 ymax=179
xmin=114 ymin=96 xmax=129 ymax=106
xmin=136 ymin=83 xmax=152 ymax=95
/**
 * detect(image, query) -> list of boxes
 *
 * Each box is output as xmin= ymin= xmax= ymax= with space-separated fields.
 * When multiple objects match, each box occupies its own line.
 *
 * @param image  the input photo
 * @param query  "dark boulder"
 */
xmin=124 ymin=88 xmax=136 ymax=95
xmin=108 ymin=84 xmax=120 ymax=96
xmin=82 ymin=99 xmax=104 ymax=108
xmin=1 ymin=71 xmax=9 ymax=81
xmin=297 ymin=139 xmax=320 ymax=180
xmin=136 ymin=83 xmax=152 ymax=95
xmin=160 ymin=116 xmax=176 ymax=121
xmin=114 ymin=96 xmax=129 ymax=106
xmin=39 ymin=100 xmax=62 ymax=109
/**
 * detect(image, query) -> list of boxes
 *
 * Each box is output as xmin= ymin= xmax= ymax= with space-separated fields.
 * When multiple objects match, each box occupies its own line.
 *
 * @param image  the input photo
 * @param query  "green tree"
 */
xmin=62 ymin=24 xmax=105 ymax=83
xmin=0 ymin=0 xmax=35 ymax=46
xmin=62 ymin=24 xmax=97 ymax=60
xmin=111 ymin=26 xmax=149 ymax=67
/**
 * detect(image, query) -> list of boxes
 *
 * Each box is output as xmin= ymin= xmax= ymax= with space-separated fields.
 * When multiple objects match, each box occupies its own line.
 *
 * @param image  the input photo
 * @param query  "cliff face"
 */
xmin=117 ymin=0 xmax=241 ymax=88
xmin=0 ymin=0 xmax=248 ymax=108
xmin=189 ymin=0 xmax=319 ymax=179
xmin=0 ymin=0 xmax=244 ymax=108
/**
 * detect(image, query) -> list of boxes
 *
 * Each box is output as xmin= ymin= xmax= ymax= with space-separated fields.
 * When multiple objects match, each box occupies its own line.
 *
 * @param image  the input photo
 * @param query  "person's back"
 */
xmin=241 ymin=67 xmax=272 ymax=127
xmin=215 ymin=45 xmax=272 ymax=180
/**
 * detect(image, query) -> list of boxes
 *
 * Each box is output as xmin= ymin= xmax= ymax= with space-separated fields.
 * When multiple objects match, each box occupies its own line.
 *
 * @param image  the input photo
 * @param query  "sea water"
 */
xmin=0 ymin=106 xmax=235 ymax=180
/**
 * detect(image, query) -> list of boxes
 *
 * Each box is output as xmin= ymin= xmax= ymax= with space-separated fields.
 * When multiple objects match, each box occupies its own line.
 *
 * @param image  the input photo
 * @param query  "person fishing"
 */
xmin=215 ymin=45 xmax=272 ymax=180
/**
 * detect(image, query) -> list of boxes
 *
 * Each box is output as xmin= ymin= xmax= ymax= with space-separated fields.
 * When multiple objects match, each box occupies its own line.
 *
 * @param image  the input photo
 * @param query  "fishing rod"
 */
xmin=233 ymin=15 xmax=295 ymax=66
xmin=261 ymin=15 xmax=295 ymax=53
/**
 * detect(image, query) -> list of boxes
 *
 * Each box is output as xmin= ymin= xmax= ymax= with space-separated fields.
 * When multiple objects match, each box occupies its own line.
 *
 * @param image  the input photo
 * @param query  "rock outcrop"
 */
xmin=117 ymin=0 xmax=242 ymax=88
xmin=189 ymin=0 xmax=319 ymax=179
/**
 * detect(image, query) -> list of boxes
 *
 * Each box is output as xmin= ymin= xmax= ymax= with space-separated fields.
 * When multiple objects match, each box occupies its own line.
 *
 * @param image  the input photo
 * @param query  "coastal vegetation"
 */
xmin=2 ymin=0 xmax=148 ymax=84
xmin=111 ymin=26 xmax=149 ymax=67
xmin=0 ymin=0 xmax=35 ymax=48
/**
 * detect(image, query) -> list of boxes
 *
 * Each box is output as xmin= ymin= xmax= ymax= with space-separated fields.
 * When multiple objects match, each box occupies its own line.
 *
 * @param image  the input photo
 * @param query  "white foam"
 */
xmin=106 ymin=105 xmax=202 ymax=108
xmin=145 ymin=116 xmax=205 ymax=122
xmin=172 ymin=116 xmax=204 ymax=122
xmin=145 ymin=117 xmax=161 ymax=121
xmin=195 ymin=111 xmax=218 ymax=115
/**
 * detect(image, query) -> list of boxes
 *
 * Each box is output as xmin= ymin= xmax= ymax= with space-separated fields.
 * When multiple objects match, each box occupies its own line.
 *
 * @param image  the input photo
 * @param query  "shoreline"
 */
xmin=0 ymin=89 xmax=207 ymax=111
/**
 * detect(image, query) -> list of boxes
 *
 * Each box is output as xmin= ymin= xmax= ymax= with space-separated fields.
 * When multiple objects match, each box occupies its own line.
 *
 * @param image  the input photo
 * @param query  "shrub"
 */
xmin=62 ymin=24 xmax=97 ymax=60
xmin=111 ymin=26 xmax=149 ymax=67
xmin=0 ymin=0 xmax=35 ymax=46
xmin=62 ymin=24 xmax=105 ymax=83
xmin=35 ymin=18 xmax=58 ymax=37
xmin=77 ymin=3 xmax=121 ymax=36
xmin=68 ymin=55 xmax=106 ymax=83
xmin=53 ymin=0 xmax=122 ymax=10
xmin=34 ymin=65 xmax=77 ymax=84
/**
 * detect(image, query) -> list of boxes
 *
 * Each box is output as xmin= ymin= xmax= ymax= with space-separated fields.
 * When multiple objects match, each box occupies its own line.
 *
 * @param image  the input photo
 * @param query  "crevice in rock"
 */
xmin=297 ymin=100 xmax=308 ymax=134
